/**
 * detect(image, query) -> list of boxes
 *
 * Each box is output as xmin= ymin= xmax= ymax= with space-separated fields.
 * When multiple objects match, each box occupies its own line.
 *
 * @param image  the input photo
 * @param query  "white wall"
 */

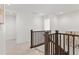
xmin=5 ymin=15 xmax=16 ymax=40
xmin=50 ymin=11 xmax=79 ymax=32
xmin=16 ymin=11 xmax=44 ymax=44
xmin=57 ymin=11 xmax=79 ymax=32
xmin=0 ymin=24 xmax=6 ymax=54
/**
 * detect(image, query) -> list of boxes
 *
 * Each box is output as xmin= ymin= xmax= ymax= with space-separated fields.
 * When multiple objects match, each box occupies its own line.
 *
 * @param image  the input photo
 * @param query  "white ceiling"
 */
xmin=5 ymin=4 xmax=79 ymax=16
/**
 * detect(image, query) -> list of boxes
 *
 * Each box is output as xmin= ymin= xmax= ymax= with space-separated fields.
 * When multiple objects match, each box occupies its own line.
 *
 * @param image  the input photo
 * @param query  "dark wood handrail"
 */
xmin=33 ymin=30 xmax=51 ymax=32
xmin=59 ymin=33 xmax=79 ymax=37
xmin=50 ymin=33 xmax=79 ymax=37
xmin=31 ymin=30 xmax=78 ymax=55
xmin=31 ymin=43 xmax=45 ymax=48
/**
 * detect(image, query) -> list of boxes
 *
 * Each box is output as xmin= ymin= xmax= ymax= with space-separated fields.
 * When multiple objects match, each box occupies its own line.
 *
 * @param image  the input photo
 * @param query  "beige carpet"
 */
xmin=6 ymin=39 xmax=44 ymax=55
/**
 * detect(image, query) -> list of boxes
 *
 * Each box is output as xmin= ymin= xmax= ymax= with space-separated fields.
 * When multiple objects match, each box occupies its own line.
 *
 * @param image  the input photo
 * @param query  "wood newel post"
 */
xmin=30 ymin=29 xmax=33 ymax=48
xmin=55 ymin=30 xmax=59 ymax=55
xmin=44 ymin=31 xmax=50 ymax=55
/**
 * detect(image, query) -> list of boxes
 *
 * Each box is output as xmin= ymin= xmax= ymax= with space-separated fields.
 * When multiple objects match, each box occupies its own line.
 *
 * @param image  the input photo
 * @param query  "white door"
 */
xmin=44 ymin=18 xmax=50 ymax=30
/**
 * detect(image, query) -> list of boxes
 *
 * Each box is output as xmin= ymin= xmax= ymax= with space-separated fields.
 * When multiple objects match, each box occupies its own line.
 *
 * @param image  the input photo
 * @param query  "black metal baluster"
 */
xmin=63 ymin=35 xmax=65 ymax=54
xmin=73 ymin=36 xmax=75 ymax=55
xmin=60 ymin=34 xmax=61 ymax=55
xmin=53 ymin=34 xmax=54 ymax=55
xmin=68 ymin=35 xmax=69 ymax=54
xmin=51 ymin=35 xmax=52 ymax=55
